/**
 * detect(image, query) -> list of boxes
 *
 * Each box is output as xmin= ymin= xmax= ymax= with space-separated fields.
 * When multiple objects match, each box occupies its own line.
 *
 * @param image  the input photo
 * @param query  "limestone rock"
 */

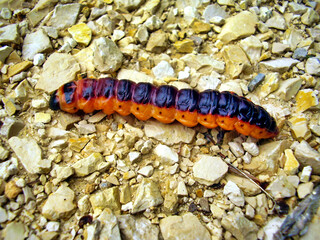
xmin=305 ymin=57 xmax=320 ymax=76
xmin=218 ymin=11 xmax=257 ymax=43
xmin=295 ymin=89 xmax=319 ymax=113
xmin=0 ymin=24 xmax=20 ymax=44
xmin=144 ymin=120 xmax=196 ymax=145
xmin=2 ymin=222 xmax=26 ymax=240
xmin=222 ymin=45 xmax=251 ymax=78
xmin=193 ymin=155 xmax=228 ymax=186
xmin=259 ymin=72 xmax=280 ymax=98
xmin=294 ymin=140 xmax=320 ymax=174
xmin=132 ymin=178 xmax=163 ymax=213
xmin=259 ymin=58 xmax=299 ymax=73
xmin=174 ymin=39 xmax=194 ymax=53
xmin=239 ymin=36 xmax=263 ymax=64
xmin=27 ymin=0 xmax=58 ymax=27
xmin=223 ymin=181 xmax=245 ymax=207
xmin=275 ymin=77 xmax=302 ymax=101
xmin=297 ymin=182 xmax=314 ymax=199
xmin=154 ymin=144 xmax=178 ymax=165
xmin=42 ymin=184 xmax=76 ymax=220
xmin=117 ymin=69 xmax=153 ymax=84
xmin=266 ymin=176 xmax=296 ymax=199
xmin=283 ymin=149 xmax=300 ymax=175
xmin=301 ymin=8 xmax=319 ymax=26
xmin=3 ymin=61 xmax=33 ymax=80
xmin=8 ymin=137 xmax=51 ymax=174
xmin=0 ymin=46 xmax=13 ymax=63
xmin=22 ymin=29 xmax=52 ymax=60
xmin=146 ymin=30 xmax=167 ymax=53
xmin=203 ymin=4 xmax=228 ymax=23
xmin=118 ymin=215 xmax=159 ymax=240
xmin=288 ymin=115 xmax=311 ymax=140
xmin=114 ymin=0 xmax=144 ymax=11
xmin=160 ymin=213 xmax=211 ymax=240
xmin=181 ymin=53 xmax=225 ymax=74
xmin=225 ymin=174 xmax=261 ymax=196
xmin=68 ymin=23 xmax=92 ymax=46
xmin=36 ymin=53 xmax=80 ymax=92
xmin=265 ymin=12 xmax=287 ymax=30
xmin=93 ymin=37 xmax=123 ymax=73
xmin=89 ymin=187 xmax=121 ymax=216
xmin=243 ymin=140 xmax=290 ymax=176
xmin=47 ymin=3 xmax=81 ymax=30
xmin=72 ymin=153 xmax=109 ymax=177
xmin=221 ymin=212 xmax=258 ymax=240
xmin=152 ymin=61 xmax=175 ymax=79
xmin=5 ymin=180 xmax=22 ymax=199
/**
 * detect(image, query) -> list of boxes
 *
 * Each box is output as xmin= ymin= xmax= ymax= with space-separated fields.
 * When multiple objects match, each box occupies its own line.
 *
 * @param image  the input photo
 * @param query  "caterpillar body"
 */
xmin=49 ymin=78 xmax=279 ymax=139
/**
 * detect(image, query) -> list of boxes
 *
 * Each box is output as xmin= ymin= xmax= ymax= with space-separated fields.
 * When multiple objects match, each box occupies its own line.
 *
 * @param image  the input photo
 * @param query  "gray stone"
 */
xmin=144 ymin=120 xmax=196 ymax=145
xmin=93 ymin=37 xmax=123 ymax=73
xmin=193 ymin=155 xmax=228 ymax=186
xmin=248 ymin=73 xmax=265 ymax=92
xmin=22 ymin=29 xmax=52 ymax=60
xmin=259 ymin=58 xmax=299 ymax=73
xmin=8 ymin=137 xmax=51 ymax=174
xmin=132 ymin=178 xmax=163 ymax=213
xmin=42 ymin=26 xmax=58 ymax=39
xmin=0 ymin=24 xmax=20 ymax=44
xmin=294 ymin=140 xmax=320 ymax=174
xmin=0 ymin=8 xmax=11 ymax=19
xmin=118 ymin=215 xmax=159 ymax=240
xmin=0 ymin=46 xmax=13 ymax=63
xmin=160 ymin=213 xmax=211 ymax=240
xmin=203 ymin=4 xmax=228 ymax=23
xmin=265 ymin=12 xmax=287 ymax=30
xmin=36 ymin=52 xmax=80 ymax=92
xmin=305 ymin=57 xmax=320 ymax=76
xmin=288 ymin=2 xmax=307 ymax=15
xmin=42 ymin=184 xmax=76 ymax=220
xmin=27 ymin=0 xmax=58 ymax=27
xmin=221 ymin=212 xmax=258 ymax=240
xmin=0 ymin=207 xmax=7 ymax=223
xmin=135 ymin=25 xmax=149 ymax=44
xmin=293 ymin=48 xmax=308 ymax=60
xmin=301 ymin=8 xmax=319 ymax=26
xmin=271 ymin=42 xmax=290 ymax=54
xmin=47 ymin=3 xmax=81 ymax=30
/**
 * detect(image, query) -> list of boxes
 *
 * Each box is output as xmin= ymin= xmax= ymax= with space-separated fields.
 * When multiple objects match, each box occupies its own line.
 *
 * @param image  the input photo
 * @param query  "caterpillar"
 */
xmin=49 ymin=78 xmax=279 ymax=139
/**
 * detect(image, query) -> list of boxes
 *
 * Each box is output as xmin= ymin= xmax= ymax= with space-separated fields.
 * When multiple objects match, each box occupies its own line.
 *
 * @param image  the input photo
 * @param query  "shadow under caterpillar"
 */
xmin=49 ymin=78 xmax=279 ymax=139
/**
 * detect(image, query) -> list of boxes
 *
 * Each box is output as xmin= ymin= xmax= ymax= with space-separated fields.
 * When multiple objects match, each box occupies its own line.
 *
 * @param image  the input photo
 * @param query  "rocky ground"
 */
xmin=0 ymin=0 xmax=320 ymax=239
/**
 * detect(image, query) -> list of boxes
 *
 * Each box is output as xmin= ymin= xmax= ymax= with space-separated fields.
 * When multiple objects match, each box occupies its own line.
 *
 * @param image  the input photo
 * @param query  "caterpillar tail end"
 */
xmin=49 ymin=90 xmax=60 ymax=111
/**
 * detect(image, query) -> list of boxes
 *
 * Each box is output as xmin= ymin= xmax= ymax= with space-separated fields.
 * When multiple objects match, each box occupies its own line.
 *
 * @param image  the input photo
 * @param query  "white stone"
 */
xmin=117 ymin=69 xmax=153 ymax=84
xmin=46 ymin=221 xmax=60 ymax=232
xmin=0 ymin=207 xmax=7 ymax=223
xmin=242 ymin=142 xmax=259 ymax=156
xmin=47 ymin=3 xmax=81 ymax=30
xmin=8 ymin=137 xmax=51 ymax=174
xmin=128 ymin=151 xmax=141 ymax=163
xmin=177 ymin=181 xmax=188 ymax=196
xmin=112 ymin=29 xmax=125 ymax=41
xmin=294 ymin=140 xmax=320 ymax=174
xmin=0 ymin=160 xmax=18 ymax=180
xmin=263 ymin=217 xmax=284 ymax=240
xmin=196 ymin=75 xmax=221 ymax=91
xmin=300 ymin=166 xmax=312 ymax=183
xmin=0 ymin=24 xmax=20 ymax=44
xmin=72 ymin=153 xmax=109 ymax=177
xmin=31 ymin=99 xmax=48 ymax=109
xmin=223 ymin=181 xmax=245 ymax=207
xmin=22 ymin=29 xmax=52 ymax=60
xmin=152 ymin=60 xmax=175 ymax=79
xmin=259 ymin=58 xmax=299 ymax=73
xmin=305 ymin=57 xmax=320 ymax=76
xmin=228 ymin=142 xmax=244 ymax=157
xmin=297 ymin=182 xmax=313 ymax=199
xmin=33 ymin=53 xmax=45 ymax=66
xmin=266 ymin=176 xmax=296 ymax=199
xmin=138 ymin=165 xmax=154 ymax=177
xmin=193 ymin=155 xmax=228 ymax=186
xmin=154 ymin=144 xmax=179 ymax=165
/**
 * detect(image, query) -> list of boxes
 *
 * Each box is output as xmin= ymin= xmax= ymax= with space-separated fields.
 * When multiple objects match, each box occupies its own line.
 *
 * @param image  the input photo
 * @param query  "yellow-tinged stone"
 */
xmin=295 ymin=89 xmax=319 ymax=113
xmin=284 ymin=149 xmax=300 ymax=175
xmin=4 ymin=61 xmax=33 ymax=80
xmin=173 ymin=39 xmax=194 ymax=53
xmin=34 ymin=112 xmax=51 ymax=124
xmin=2 ymin=98 xmax=16 ymax=116
xmin=68 ymin=23 xmax=92 ymax=46
xmin=103 ymin=0 xmax=113 ymax=4
xmin=69 ymin=137 xmax=90 ymax=152
xmin=259 ymin=72 xmax=279 ymax=98
xmin=259 ymin=52 xmax=271 ymax=61
xmin=288 ymin=115 xmax=311 ymax=140
xmin=191 ymin=19 xmax=211 ymax=33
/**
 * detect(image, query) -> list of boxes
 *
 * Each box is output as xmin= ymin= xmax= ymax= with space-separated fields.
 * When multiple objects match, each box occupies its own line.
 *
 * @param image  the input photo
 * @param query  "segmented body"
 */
xmin=49 ymin=78 xmax=279 ymax=139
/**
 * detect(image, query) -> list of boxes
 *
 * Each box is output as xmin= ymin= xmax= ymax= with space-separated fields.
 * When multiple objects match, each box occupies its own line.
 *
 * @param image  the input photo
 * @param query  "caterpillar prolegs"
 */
xmin=49 ymin=78 xmax=279 ymax=139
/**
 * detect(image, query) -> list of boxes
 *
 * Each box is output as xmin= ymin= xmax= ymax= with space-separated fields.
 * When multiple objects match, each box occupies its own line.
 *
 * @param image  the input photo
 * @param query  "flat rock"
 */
xmin=0 ymin=46 xmax=13 ymax=63
xmin=160 ymin=213 xmax=211 ymax=240
xmin=225 ymin=174 xmax=261 ymax=196
xmin=223 ymin=181 xmax=245 ymax=207
xmin=266 ymin=176 xmax=296 ymax=199
xmin=243 ymin=140 xmax=290 ymax=177
xmin=114 ymin=0 xmax=144 ymax=11
xmin=146 ymin=30 xmax=167 ymax=53
xmin=0 ymin=24 xmax=20 ymax=44
xmin=93 ymin=37 xmax=123 ymax=73
xmin=152 ymin=60 xmax=175 ymax=79
xmin=22 ymin=29 xmax=52 ymax=60
xmin=27 ymin=0 xmax=58 ymax=27
xmin=132 ymin=178 xmax=163 ymax=213
xmin=265 ymin=12 xmax=287 ymax=30
xmin=47 ymin=3 xmax=81 ymax=30
xmin=294 ymin=140 xmax=320 ymax=174
xmin=118 ymin=215 xmax=159 ymax=240
xmin=2 ymin=222 xmax=26 ymax=240
xmin=154 ymin=144 xmax=178 ymax=165
xmin=221 ymin=212 xmax=258 ymax=240
xmin=42 ymin=184 xmax=76 ymax=220
xmin=239 ymin=36 xmax=263 ymax=64
xmin=8 ymin=137 xmax=51 ymax=174
xmin=36 ymin=52 xmax=80 ymax=92
xmin=68 ymin=23 xmax=92 ymax=46
xmin=72 ymin=153 xmax=109 ymax=177
xmin=218 ymin=11 xmax=257 ymax=43
xmin=203 ymin=4 xmax=228 ymax=23
xmin=144 ymin=120 xmax=196 ymax=145
xmin=259 ymin=58 xmax=299 ymax=73
xmin=305 ymin=57 xmax=320 ymax=76
xmin=181 ymin=53 xmax=225 ymax=74
xmin=117 ymin=69 xmax=153 ymax=83
xmin=193 ymin=155 xmax=228 ymax=186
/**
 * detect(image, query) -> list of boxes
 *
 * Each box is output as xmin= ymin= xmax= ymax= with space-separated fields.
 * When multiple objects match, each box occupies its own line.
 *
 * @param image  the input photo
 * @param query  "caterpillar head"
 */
xmin=49 ymin=90 xmax=60 ymax=110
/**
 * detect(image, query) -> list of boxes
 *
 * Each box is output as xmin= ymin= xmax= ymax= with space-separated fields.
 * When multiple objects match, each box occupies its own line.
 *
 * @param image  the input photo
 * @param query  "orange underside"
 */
xmin=59 ymin=94 xmax=276 ymax=139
